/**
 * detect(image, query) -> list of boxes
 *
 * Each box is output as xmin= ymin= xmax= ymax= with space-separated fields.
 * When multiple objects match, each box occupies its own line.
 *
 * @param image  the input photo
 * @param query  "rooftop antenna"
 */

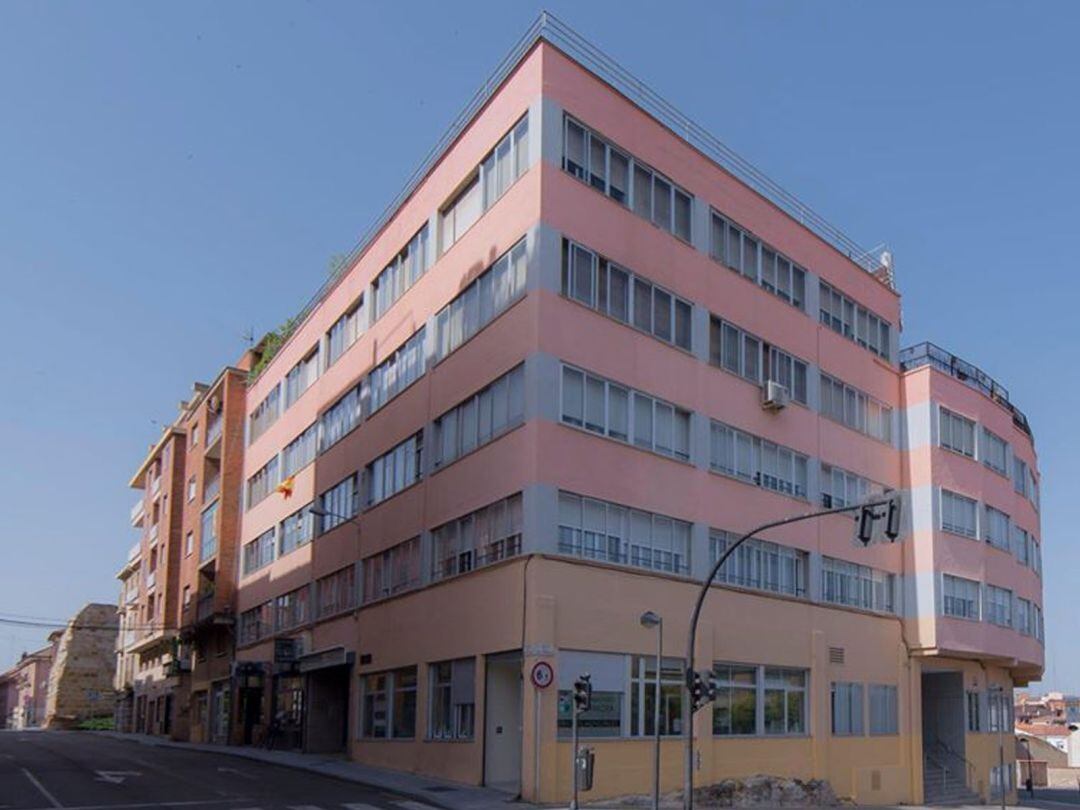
xmin=241 ymin=327 xmax=255 ymax=347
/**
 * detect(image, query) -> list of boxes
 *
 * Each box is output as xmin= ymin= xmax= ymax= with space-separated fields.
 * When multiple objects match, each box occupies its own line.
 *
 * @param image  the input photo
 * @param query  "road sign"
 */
xmin=530 ymin=661 xmax=554 ymax=689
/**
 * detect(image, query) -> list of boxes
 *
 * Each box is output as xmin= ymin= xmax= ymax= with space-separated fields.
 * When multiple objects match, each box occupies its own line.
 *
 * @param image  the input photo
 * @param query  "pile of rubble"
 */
xmin=694 ymin=774 xmax=841 ymax=807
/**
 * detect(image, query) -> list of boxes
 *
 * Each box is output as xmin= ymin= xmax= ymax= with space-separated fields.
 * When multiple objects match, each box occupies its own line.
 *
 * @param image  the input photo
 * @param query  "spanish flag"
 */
xmin=275 ymin=475 xmax=295 ymax=499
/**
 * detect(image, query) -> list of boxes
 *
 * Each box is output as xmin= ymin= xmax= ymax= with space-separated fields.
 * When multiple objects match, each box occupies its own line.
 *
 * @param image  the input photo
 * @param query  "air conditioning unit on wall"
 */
xmin=761 ymin=380 xmax=790 ymax=411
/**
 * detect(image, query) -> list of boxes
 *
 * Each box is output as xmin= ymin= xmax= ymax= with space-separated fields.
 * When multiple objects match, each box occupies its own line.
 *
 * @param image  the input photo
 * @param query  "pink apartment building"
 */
xmin=220 ymin=15 xmax=1041 ymax=806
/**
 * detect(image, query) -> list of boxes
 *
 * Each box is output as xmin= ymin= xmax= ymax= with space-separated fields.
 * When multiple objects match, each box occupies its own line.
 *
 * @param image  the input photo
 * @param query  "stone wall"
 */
xmin=44 ymin=603 xmax=119 ymax=728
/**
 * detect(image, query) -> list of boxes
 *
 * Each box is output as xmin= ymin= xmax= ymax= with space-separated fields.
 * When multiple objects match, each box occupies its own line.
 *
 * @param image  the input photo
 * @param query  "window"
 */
xmin=942 ymin=574 xmax=980 ymax=620
xmin=373 ymin=225 xmax=429 ymax=323
xmin=284 ymin=345 xmax=320 ymax=409
xmin=711 ymin=664 xmax=807 ymax=736
xmin=282 ymin=423 xmax=318 ymax=477
xmin=630 ymin=656 xmax=684 ymax=737
xmin=558 ymin=491 xmax=690 ymax=574
xmin=434 ymin=365 xmax=525 ymax=468
xmin=442 ymin=114 xmax=528 ymax=253
xmin=983 ymin=505 xmax=1011 ymax=551
xmin=821 ymin=557 xmax=895 ymax=613
xmin=190 ymin=424 xmax=199 ymax=447
xmin=820 ymin=464 xmax=886 ymax=508
xmin=561 ymin=240 xmax=693 ymax=352
xmin=988 ymin=689 xmax=1013 ymax=733
xmin=362 ymin=537 xmax=421 ymax=603
xmin=1033 ymin=603 xmax=1044 ymax=642
xmin=709 ymin=421 xmax=808 ymax=498
xmin=246 ymin=455 xmax=280 ymax=509
xmin=1031 ymin=536 xmax=1042 ymax=577
xmin=365 ymin=327 xmax=426 ymax=414
xmin=708 ymin=318 xmax=808 ymax=404
xmin=991 ymin=764 xmax=1014 ymax=797
xmin=819 ymin=373 xmax=892 ymax=442
xmin=238 ymin=602 xmax=272 ymax=645
xmin=429 ymin=659 xmax=475 ymax=740
xmin=966 ymin=690 xmax=983 ymax=732
xmin=941 ymin=489 xmax=978 ymax=538
xmin=710 ymin=531 xmax=807 ymax=597
xmin=709 ymin=211 xmax=806 ymax=310
xmin=187 ymin=476 xmax=196 ymax=502
xmin=981 ymin=428 xmax=1008 ymax=475
xmin=481 ymin=115 xmax=529 ymax=209
xmin=1014 ymin=523 xmax=1031 ymax=566
xmin=1016 ymin=598 xmax=1032 ymax=636
xmin=556 ymin=650 xmax=626 ymax=738
xmin=831 ymin=682 xmax=864 ymax=736
xmin=986 ymin=584 xmax=1012 ymax=627
xmin=326 ymin=295 xmax=366 ymax=367
xmin=316 ymin=566 xmax=356 ymax=619
xmin=185 ymin=531 xmax=194 ymax=557
xmin=360 ymin=667 xmax=416 ymax=739
xmin=818 ymin=280 xmax=891 ymax=360
xmin=280 ymin=503 xmax=315 ymax=555
xmin=248 ymin=385 xmax=281 ymax=445
xmin=560 ymin=365 xmax=690 ymax=461
xmin=868 ymin=685 xmax=898 ymax=735
xmin=1013 ymin=457 xmax=1029 ymax=497
xmin=431 ymin=494 xmax=522 ymax=580
xmin=274 ymin=586 xmax=309 ymax=631
xmin=564 ymin=116 xmax=691 ymax=241
xmin=436 ymin=238 xmax=527 ymax=360
xmin=939 ymin=408 xmax=975 ymax=457
xmin=200 ymin=502 xmax=218 ymax=562
xmin=366 ymin=433 xmax=422 ymax=507
xmin=243 ymin=529 xmax=276 ymax=575
xmin=319 ymin=476 xmax=358 ymax=533
xmin=319 ymin=384 xmax=362 ymax=452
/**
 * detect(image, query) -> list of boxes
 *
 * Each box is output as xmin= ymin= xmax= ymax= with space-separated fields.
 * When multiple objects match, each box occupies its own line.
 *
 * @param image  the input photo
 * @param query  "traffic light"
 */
xmin=856 ymin=504 xmax=876 ymax=546
xmin=687 ymin=669 xmax=716 ymax=713
xmin=884 ymin=494 xmax=902 ymax=541
xmin=573 ymin=673 xmax=592 ymax=713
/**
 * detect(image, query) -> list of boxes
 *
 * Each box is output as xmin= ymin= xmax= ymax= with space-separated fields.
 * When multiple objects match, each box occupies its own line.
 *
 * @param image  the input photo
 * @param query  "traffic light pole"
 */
xmin=682 ymin=497 xmax=897 ymax=810
xmin=571 ymin=700 xmax=580 ymax=810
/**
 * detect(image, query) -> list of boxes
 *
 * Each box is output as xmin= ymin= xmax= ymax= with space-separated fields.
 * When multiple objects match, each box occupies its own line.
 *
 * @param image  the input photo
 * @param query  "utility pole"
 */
xmin=682 ymin=496 xmax=901 ymax=810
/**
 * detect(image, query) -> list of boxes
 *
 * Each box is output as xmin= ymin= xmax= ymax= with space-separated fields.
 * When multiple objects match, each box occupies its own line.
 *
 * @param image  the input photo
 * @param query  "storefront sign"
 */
xmin=298 ymin=646 xmax=353 ymax=673
xmin=274 ymin=638 xmax=299 ymax=664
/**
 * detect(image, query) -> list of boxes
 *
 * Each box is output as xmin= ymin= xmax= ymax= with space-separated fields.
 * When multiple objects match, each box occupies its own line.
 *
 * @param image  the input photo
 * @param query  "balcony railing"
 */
xmin=899 ymin=342 xmax=1032 ymax=438
xmin=127 ymin=542 xmax=141 ymax=562
xmin=196 ymin=594 xmax=215 ymax=622
xmin=146 ymin=570 xmax=157 ymax=591
xmin=149 ymin=523 xmax=159 ymax=543
xmin=200 ymin=534 xmax=218 ymax=564
xmin=130 ymin=499 xmax=146 ymax=527
xmin=203 ymin=474 xmax=221 ymax=504
xmin=151 ymin=476 xmax=161 ymax=495
xmin=206 ymin=412 xmax=223 ymax=447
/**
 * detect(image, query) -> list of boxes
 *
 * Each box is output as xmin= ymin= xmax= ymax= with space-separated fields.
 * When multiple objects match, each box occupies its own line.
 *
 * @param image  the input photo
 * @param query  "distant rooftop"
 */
xmin=899 ymin=342 xmax=1032 ymax=439
xmin=252 ymin=11 xmax=891 ymax=385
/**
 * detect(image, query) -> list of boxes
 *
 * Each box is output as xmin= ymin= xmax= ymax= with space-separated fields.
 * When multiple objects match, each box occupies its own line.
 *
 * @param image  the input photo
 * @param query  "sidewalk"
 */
xmin=92 ymin=731 xmax=535 ymax=810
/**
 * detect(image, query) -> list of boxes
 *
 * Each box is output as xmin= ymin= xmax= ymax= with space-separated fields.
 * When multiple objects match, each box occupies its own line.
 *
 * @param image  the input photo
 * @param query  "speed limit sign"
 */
xmin=530 ymin=661 xmax=554 ymax=689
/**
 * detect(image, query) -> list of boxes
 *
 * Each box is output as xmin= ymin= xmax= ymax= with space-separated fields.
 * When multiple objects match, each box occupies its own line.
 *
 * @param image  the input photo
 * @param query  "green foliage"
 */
xmin=247 ymin=316 xmax=299 ymax=383
xmin=77 ymin=716 xmax=115 ymax=730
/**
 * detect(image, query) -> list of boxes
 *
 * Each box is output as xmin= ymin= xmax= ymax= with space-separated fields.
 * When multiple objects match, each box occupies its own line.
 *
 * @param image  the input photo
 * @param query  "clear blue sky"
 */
xmin=1 ymin=1 xmax=1075 ymax=689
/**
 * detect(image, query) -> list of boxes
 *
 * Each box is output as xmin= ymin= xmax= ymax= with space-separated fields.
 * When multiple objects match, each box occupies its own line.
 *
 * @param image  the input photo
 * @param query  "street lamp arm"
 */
xmin=682 ymin=496 xmax=894 ymax=810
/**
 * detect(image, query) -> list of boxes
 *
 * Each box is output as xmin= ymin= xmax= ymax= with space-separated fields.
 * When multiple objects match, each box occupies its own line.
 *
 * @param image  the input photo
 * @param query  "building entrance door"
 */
xmin=483 ymin=653 xmax=523 ymax=795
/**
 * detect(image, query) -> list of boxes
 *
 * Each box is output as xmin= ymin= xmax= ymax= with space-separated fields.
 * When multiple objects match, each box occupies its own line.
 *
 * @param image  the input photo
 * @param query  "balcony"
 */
xmin=151 ymin=476 xmax=161 ymax=496
xmin=149 ymin=523 xmax=159 ymax=543
xmin=199 ymin=534 xmax=218 ymax=565
xmin=899 ymin=342 xmax=1032 ymax=438
xmin=203 ymin=474 xmax=221 ymax=504
xmin=130 ymin=499 xmax=146 ymax=528
xmin=146 ymin=570 xmax=157 ymax=591
xmin=205 ymin=413 xmax=223 ymax=458
xmin=196 ymin=593 xmax=216 ymax=622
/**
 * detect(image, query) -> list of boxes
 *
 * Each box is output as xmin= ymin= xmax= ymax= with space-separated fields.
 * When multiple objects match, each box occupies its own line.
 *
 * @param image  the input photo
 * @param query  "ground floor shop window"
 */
xmin=629 ymin=655 xmax=683 ymax=736
xmin=713 ymin=664 xmax=807 ymax=736
xmin=360 ymin=667 xmax=416 ymax=739
xmin=429 ymin=658 xmax=476 ymax=740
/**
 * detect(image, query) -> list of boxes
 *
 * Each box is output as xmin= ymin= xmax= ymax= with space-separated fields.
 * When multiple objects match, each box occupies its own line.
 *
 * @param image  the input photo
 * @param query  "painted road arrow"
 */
xmin=94 ymin=770 xmax=142 ymax=784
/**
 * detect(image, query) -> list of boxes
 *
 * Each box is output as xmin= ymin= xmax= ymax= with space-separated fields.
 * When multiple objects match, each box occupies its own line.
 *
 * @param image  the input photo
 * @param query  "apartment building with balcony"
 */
xmin=203 ymin=14 xmax=1044 ymax=806
xmin=127 ymin=422 xmax=187 ymax=736
xmin=174 ymin=366 xmax=248 ymax=745
xmin=114 ymin=540 xmax=142 ymax=732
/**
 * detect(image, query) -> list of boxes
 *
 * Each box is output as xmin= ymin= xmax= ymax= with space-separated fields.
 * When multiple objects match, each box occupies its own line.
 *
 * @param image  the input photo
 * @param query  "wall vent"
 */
xmin=828 ymin=646 xmax=845 ymax=664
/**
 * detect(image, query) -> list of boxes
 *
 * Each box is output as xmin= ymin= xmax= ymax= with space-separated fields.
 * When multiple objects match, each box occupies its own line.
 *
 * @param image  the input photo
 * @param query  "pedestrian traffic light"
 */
xmin=856 ymin=504 xmax=876 ymax=546
xmin=688 ymin=669 xmax=716 ymax=713
xmin=884 ymin=493 xmax=902 ymax=541
xmin=573 ymin=673 xmax=592 ymax=713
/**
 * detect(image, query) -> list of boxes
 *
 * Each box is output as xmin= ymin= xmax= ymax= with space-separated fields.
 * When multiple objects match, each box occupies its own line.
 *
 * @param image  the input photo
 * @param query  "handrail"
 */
xmin=247 ymin=10 xmax=888 ymax=386
xmin=927 ymin=739 xmax=976 ymax=789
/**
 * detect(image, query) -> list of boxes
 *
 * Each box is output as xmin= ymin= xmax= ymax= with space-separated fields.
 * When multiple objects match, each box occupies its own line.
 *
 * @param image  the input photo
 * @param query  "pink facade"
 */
xmin=115 ymin=18 xmax=1043 ymax=806
xmin=0 ymin=644 xmax=53 ymax=729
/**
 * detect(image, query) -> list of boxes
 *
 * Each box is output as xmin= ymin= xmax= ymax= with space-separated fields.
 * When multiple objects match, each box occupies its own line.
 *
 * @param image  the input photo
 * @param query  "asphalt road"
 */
xmin=0 ymin=731 xmax=434 ymax=810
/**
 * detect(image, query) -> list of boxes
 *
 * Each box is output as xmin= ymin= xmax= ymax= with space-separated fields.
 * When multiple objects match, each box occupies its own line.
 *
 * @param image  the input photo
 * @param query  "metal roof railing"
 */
xmin=899 ymin=342 xmax=1032 ymax=439
xmin=250 ymin=11 xmax=888 ymax=384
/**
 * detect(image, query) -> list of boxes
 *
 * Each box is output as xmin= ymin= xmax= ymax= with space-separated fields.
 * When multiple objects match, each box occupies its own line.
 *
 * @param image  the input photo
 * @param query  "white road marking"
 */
xmin=94 ymin=770 xmax=143 ymax=784
xmin=21 ymin=768 xmax=62 ymax=808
